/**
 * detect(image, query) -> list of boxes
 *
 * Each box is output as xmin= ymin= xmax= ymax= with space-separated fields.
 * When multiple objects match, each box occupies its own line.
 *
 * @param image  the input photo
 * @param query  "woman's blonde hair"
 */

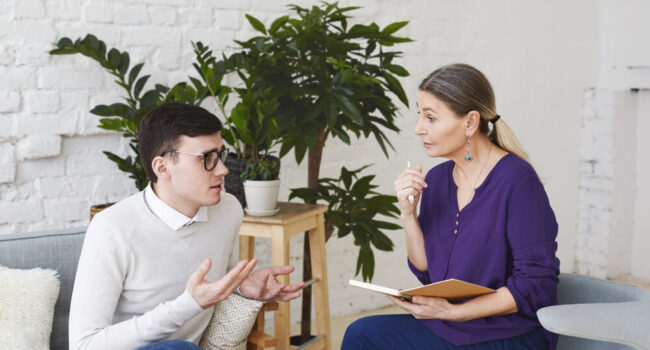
xmin=419 ymin=63 xmax=530 ymax=163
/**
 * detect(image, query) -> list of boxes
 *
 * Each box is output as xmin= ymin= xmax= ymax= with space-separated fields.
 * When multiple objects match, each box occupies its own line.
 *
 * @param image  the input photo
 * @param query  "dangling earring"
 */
xmin=465 ymin=135 xmax=473 ymax=162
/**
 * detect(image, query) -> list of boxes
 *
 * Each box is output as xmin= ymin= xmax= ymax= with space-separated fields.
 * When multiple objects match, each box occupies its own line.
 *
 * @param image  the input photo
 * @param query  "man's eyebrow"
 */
xmin=201 ymin=146 xmax=225 ymax=154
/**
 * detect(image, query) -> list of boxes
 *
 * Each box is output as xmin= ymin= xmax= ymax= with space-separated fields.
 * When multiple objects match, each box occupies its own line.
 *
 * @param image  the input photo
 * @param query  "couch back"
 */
xmin=0 ymin=228 xmax=86 ymax=350
xmin=556 ymin=273 xmax=650 ymax=350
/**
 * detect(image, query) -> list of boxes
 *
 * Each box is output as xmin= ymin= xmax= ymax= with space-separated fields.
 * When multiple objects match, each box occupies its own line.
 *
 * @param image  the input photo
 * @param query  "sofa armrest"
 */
xmin=537 ymin=301 xmax=650 ymax=349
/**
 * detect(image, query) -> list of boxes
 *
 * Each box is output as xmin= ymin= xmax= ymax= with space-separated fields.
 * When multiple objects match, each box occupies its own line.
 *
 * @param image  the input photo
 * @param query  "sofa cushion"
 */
xmin=0 ymin=228 xmax=86 ymax=350
xmin=0 ymin=265 xmax=61 ymax=349
xmin=199 ymin=293 xmax=263 ymax=350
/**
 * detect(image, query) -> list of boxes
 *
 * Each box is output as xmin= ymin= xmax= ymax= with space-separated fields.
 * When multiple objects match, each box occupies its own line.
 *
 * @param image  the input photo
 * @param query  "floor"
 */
xmin=279 ymin=304 xmax=403 ymax=350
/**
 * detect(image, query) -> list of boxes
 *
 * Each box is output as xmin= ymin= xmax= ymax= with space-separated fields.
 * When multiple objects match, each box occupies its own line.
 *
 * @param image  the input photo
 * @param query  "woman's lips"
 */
xmin=423 ymin=142 xmax=433 ymax=148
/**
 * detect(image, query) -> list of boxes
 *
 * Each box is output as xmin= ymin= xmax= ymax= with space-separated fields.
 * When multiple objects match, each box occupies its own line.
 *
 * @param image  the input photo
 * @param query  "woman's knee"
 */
xmin=345 ymin=316 xmax=374 ymax=338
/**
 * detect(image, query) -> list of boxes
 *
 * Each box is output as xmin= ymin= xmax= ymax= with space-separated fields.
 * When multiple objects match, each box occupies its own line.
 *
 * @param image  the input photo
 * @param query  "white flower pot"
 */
xmin=243 ymin=179 xmax=281 ymax=216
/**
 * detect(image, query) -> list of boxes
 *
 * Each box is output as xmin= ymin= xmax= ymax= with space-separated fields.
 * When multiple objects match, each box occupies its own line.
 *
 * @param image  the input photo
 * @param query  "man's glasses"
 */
xmin=161 ymin=148 xmax=229 ymax=171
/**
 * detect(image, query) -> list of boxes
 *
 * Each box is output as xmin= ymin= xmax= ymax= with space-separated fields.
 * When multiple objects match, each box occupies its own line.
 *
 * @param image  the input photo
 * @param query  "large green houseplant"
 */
xmin=228 ymin=2 xmax=411 ymax=343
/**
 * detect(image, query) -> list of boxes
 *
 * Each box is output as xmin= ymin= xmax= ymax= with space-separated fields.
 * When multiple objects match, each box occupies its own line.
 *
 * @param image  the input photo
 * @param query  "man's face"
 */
xmin=166 ymin=132 xmax=229 ymax=211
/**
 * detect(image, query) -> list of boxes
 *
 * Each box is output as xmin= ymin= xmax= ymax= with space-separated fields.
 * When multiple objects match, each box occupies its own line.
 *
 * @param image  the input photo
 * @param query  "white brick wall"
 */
xmin=2 ymin=0 xmax=624 ymax=318
xmin=576 ymin=88 xmax=640 ymax=280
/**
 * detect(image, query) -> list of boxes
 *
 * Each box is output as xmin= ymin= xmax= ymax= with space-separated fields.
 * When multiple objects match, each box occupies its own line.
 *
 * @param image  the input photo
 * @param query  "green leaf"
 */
xmin=140 ymin=90 xmax=160 ymax=110
xmin=90 ymin=104 xmax=113 ymax=117
xmin=382 ymin=21 xmax=408 ymax=35
xmin=98 ymin=117 xmax=124 ymax=131
xmin=351 ymin=175 xmax=374 ymax=196
xmin=334 ymin=93 xmax=363 ymax=125
xmin=118 ymin=52 xmax=130 ymax=75
xmin=128 ymin=63 xmax=144 ymax=85
xmin=382 ymin=72 xmax=409 ymax=106
xmin=269 ymin=15 xmax=289 ymax=34
xmin=372 ymin=220 xmax=402 ymax=230
xmin=368 ymin=230 xmax=394 ymax=251
xmin=341 ymin=167 xmax=352 ymax=189
xmin=355 ymin=244 xmax=375 ymax=281
xmin=56 ymin=37 xmax=73 ymax=49
xmin=294 ymin=143 xmax=307 ymax=164
xmin=324 ymin=94 xmax=338 ymax=127
xmin=107 ymin=48 xmax=121 ymax=69
xmin=134 ymin=75 xmax=150 ymax=99
xmin=386 ymin=64 xmax=409 ymax=77
xmin=331 ymin=127 xmax=350 ymax=144
xmin=245 ymin=14 xmax=267 ymax=34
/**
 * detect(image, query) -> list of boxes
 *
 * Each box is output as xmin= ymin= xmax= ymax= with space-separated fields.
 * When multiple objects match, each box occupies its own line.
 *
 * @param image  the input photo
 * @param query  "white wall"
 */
xmin=0 ymin=0 xmax=600 ymax=318
xmin=632 ymin=90 xmax=650 ymax=279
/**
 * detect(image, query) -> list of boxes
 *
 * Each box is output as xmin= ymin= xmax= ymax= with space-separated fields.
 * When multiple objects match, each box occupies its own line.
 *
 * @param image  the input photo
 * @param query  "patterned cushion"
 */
xmin=199 ymin=293 xmax=263 ymax=350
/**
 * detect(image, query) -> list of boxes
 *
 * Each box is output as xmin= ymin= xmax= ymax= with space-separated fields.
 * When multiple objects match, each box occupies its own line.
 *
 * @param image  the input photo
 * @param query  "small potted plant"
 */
xmin=192 ymin=42 xmax=282 ymax=209
xmin=240 ymin=157 xmax=280 ymax=216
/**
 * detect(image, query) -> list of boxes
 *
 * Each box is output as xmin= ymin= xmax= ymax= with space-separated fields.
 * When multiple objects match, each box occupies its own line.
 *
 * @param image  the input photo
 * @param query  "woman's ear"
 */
xmin=465 ymin=110 xmax=481 ymax=136
xmin=152 ymin=156 xmax=170 ymax=181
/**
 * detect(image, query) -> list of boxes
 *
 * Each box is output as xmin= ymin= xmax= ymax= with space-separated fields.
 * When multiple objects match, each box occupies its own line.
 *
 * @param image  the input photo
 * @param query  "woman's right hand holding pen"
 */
xmin=394 ymin=163 xmax=428 ymax=217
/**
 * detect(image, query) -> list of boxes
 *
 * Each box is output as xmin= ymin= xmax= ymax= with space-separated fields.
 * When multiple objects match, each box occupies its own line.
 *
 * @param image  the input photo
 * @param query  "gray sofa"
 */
xmin=538 ymin=273 xmax=650 ymax=349
xmin=0 ymin=227 xmax=85 ymax=350
xmin=4 ymin=228 xmax=650 ymax=350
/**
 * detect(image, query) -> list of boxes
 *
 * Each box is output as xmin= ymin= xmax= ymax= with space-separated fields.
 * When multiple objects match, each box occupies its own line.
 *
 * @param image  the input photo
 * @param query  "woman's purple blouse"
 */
xmin=409 ymin=154 xmax=560 ymax=348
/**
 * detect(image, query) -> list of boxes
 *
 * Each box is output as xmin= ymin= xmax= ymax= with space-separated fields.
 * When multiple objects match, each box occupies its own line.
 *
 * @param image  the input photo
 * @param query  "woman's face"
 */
xmin=414 ymin=90 xmax=467 ymax=159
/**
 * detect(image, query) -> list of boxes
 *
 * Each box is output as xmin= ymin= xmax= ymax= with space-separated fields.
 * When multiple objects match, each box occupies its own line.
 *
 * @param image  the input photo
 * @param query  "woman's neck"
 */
xmin=450 ymin=134 xmax=494 ymax=183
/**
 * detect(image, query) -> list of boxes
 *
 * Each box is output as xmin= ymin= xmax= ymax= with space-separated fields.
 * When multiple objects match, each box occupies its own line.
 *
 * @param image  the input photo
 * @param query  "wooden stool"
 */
xmin=239 ymin=202 xmax=331 ymax=350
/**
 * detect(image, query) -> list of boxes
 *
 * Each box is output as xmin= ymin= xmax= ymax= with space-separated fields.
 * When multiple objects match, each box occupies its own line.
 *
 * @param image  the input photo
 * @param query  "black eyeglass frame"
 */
xmin=160 ymin=148 xmax=229 ymax=171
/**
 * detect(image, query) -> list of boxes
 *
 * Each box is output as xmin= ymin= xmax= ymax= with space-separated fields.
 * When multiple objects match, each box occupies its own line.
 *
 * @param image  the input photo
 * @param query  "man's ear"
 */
xmin=465 ymin=110 xmax=481 ymax=137
xmin=152 ymin=156 xmax=170 ymax=181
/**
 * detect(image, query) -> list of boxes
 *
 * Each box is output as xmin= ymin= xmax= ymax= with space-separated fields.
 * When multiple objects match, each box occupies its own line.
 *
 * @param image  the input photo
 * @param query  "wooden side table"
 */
xmin=239 ymin=202 xmax=331 ymax=350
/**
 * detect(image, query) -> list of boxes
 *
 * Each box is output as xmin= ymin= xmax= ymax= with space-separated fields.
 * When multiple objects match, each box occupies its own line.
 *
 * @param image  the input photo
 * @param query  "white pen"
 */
xmin=407 ymin=161 xmax=414 ymax=204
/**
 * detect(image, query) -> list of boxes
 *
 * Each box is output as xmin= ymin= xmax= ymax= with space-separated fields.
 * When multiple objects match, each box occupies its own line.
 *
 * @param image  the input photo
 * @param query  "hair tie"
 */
xmin=491 ymin=115 xmax=501 ymax=124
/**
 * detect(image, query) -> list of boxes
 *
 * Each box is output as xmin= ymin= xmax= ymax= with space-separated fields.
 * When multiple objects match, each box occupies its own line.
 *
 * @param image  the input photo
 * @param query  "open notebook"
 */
xmin=349 ymin=278 xmax=495 ymax=301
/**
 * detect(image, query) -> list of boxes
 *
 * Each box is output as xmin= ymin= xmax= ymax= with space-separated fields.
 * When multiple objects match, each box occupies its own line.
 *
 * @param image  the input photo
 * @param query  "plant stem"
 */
xmin=300 ymin=126 xmax=329 ymax=341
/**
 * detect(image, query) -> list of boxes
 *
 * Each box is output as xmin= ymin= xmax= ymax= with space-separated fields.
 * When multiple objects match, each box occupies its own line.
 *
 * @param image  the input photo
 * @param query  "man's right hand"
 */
xmin=186 ymin=258 xmax=258 ymax=309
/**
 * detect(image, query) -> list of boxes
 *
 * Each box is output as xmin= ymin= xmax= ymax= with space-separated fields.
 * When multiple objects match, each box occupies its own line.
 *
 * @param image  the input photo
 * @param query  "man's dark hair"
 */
xmin=138 ymin=102 xmax=223 ymax=183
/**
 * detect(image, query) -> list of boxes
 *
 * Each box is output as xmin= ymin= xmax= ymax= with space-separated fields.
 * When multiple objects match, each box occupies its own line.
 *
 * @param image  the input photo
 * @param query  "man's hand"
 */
xmin=239 ymin=265 xmax=304 ymax=302
xmin=387 ymin=295 xmax=457 ymax=321
xmin=187 ymin=258 xmax=258 ymax=309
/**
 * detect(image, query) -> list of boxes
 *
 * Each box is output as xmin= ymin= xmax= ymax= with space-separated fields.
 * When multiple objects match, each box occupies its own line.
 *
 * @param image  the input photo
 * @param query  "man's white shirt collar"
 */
xmin=143 ymin=183 xmax=208 ymax=231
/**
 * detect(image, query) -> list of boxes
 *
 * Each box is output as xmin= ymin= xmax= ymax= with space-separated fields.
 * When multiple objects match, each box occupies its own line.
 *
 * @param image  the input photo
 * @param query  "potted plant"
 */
xmin=191 ymin=42 xmax=283 ymax=209
xmin=240 ymin=157 xmax=280 ymax=216
xmin=231 ymin=2 xmax=411 ymax=344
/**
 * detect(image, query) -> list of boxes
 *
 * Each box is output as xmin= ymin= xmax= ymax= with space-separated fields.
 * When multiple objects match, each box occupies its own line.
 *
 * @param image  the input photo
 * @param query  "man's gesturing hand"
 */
xmin=187 ymin=258 xmax=257 ymax=309
xmin=239 ymin=265 xmax=304 ymax=302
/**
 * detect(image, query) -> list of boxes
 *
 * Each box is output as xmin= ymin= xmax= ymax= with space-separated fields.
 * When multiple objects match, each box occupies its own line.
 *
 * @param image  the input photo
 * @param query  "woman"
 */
xmin=342 ymin=64 xmax=560 ymax=349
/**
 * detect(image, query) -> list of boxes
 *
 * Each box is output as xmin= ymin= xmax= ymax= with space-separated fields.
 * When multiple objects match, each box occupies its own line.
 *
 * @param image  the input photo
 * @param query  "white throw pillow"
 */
xmin=0 ymin=265 xmax=61 ymax=350
xmin=199 ymin=293 xmax=264 ymax=350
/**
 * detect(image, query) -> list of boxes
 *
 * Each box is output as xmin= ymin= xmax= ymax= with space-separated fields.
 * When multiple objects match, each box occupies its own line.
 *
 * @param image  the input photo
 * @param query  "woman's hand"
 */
xmin=387 ymin=295 xmax=459 ymax=321
xmin=394 ymin=165 xmax=427 ymax=216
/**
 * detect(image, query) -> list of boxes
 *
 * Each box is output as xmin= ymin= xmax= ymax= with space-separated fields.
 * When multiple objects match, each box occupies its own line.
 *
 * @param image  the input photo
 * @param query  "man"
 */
xmin=69 ymin=102 xmax=303 ymax=350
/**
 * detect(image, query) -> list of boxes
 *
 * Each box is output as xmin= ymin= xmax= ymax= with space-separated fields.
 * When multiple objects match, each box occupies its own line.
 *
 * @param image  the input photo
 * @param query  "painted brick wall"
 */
xmin=1 ymin=0 xmax=601 ymax=319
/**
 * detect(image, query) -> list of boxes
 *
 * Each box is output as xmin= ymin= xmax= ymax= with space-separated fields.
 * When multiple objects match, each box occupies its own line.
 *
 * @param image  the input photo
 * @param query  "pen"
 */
xmin=407 ymin=161 xmax=414 ymax=204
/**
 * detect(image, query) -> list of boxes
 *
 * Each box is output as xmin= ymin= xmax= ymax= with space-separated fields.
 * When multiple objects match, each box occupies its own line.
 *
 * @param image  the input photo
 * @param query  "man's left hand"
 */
xmin=239 ymin=265 xmax=304 ymax=302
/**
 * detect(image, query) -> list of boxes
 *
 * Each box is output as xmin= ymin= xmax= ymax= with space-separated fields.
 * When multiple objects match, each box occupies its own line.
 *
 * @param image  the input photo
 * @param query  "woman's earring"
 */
xmin=465 ymin=135 xmax=473 ymax=162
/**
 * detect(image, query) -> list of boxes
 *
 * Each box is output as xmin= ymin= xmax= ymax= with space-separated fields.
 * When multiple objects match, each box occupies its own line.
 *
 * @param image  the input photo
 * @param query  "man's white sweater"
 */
xmin=69 ymin=189 xmax=243 ymax=350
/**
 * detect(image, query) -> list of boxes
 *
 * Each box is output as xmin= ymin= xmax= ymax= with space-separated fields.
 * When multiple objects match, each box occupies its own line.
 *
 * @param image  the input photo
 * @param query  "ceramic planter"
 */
xmin=243 ymin=179 xmax=280 ymax=216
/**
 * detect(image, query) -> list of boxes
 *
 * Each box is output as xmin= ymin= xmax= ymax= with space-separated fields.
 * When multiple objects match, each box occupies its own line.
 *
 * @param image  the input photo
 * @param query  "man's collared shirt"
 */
xmin=143 ymin=183 xmax=208 ymax=230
